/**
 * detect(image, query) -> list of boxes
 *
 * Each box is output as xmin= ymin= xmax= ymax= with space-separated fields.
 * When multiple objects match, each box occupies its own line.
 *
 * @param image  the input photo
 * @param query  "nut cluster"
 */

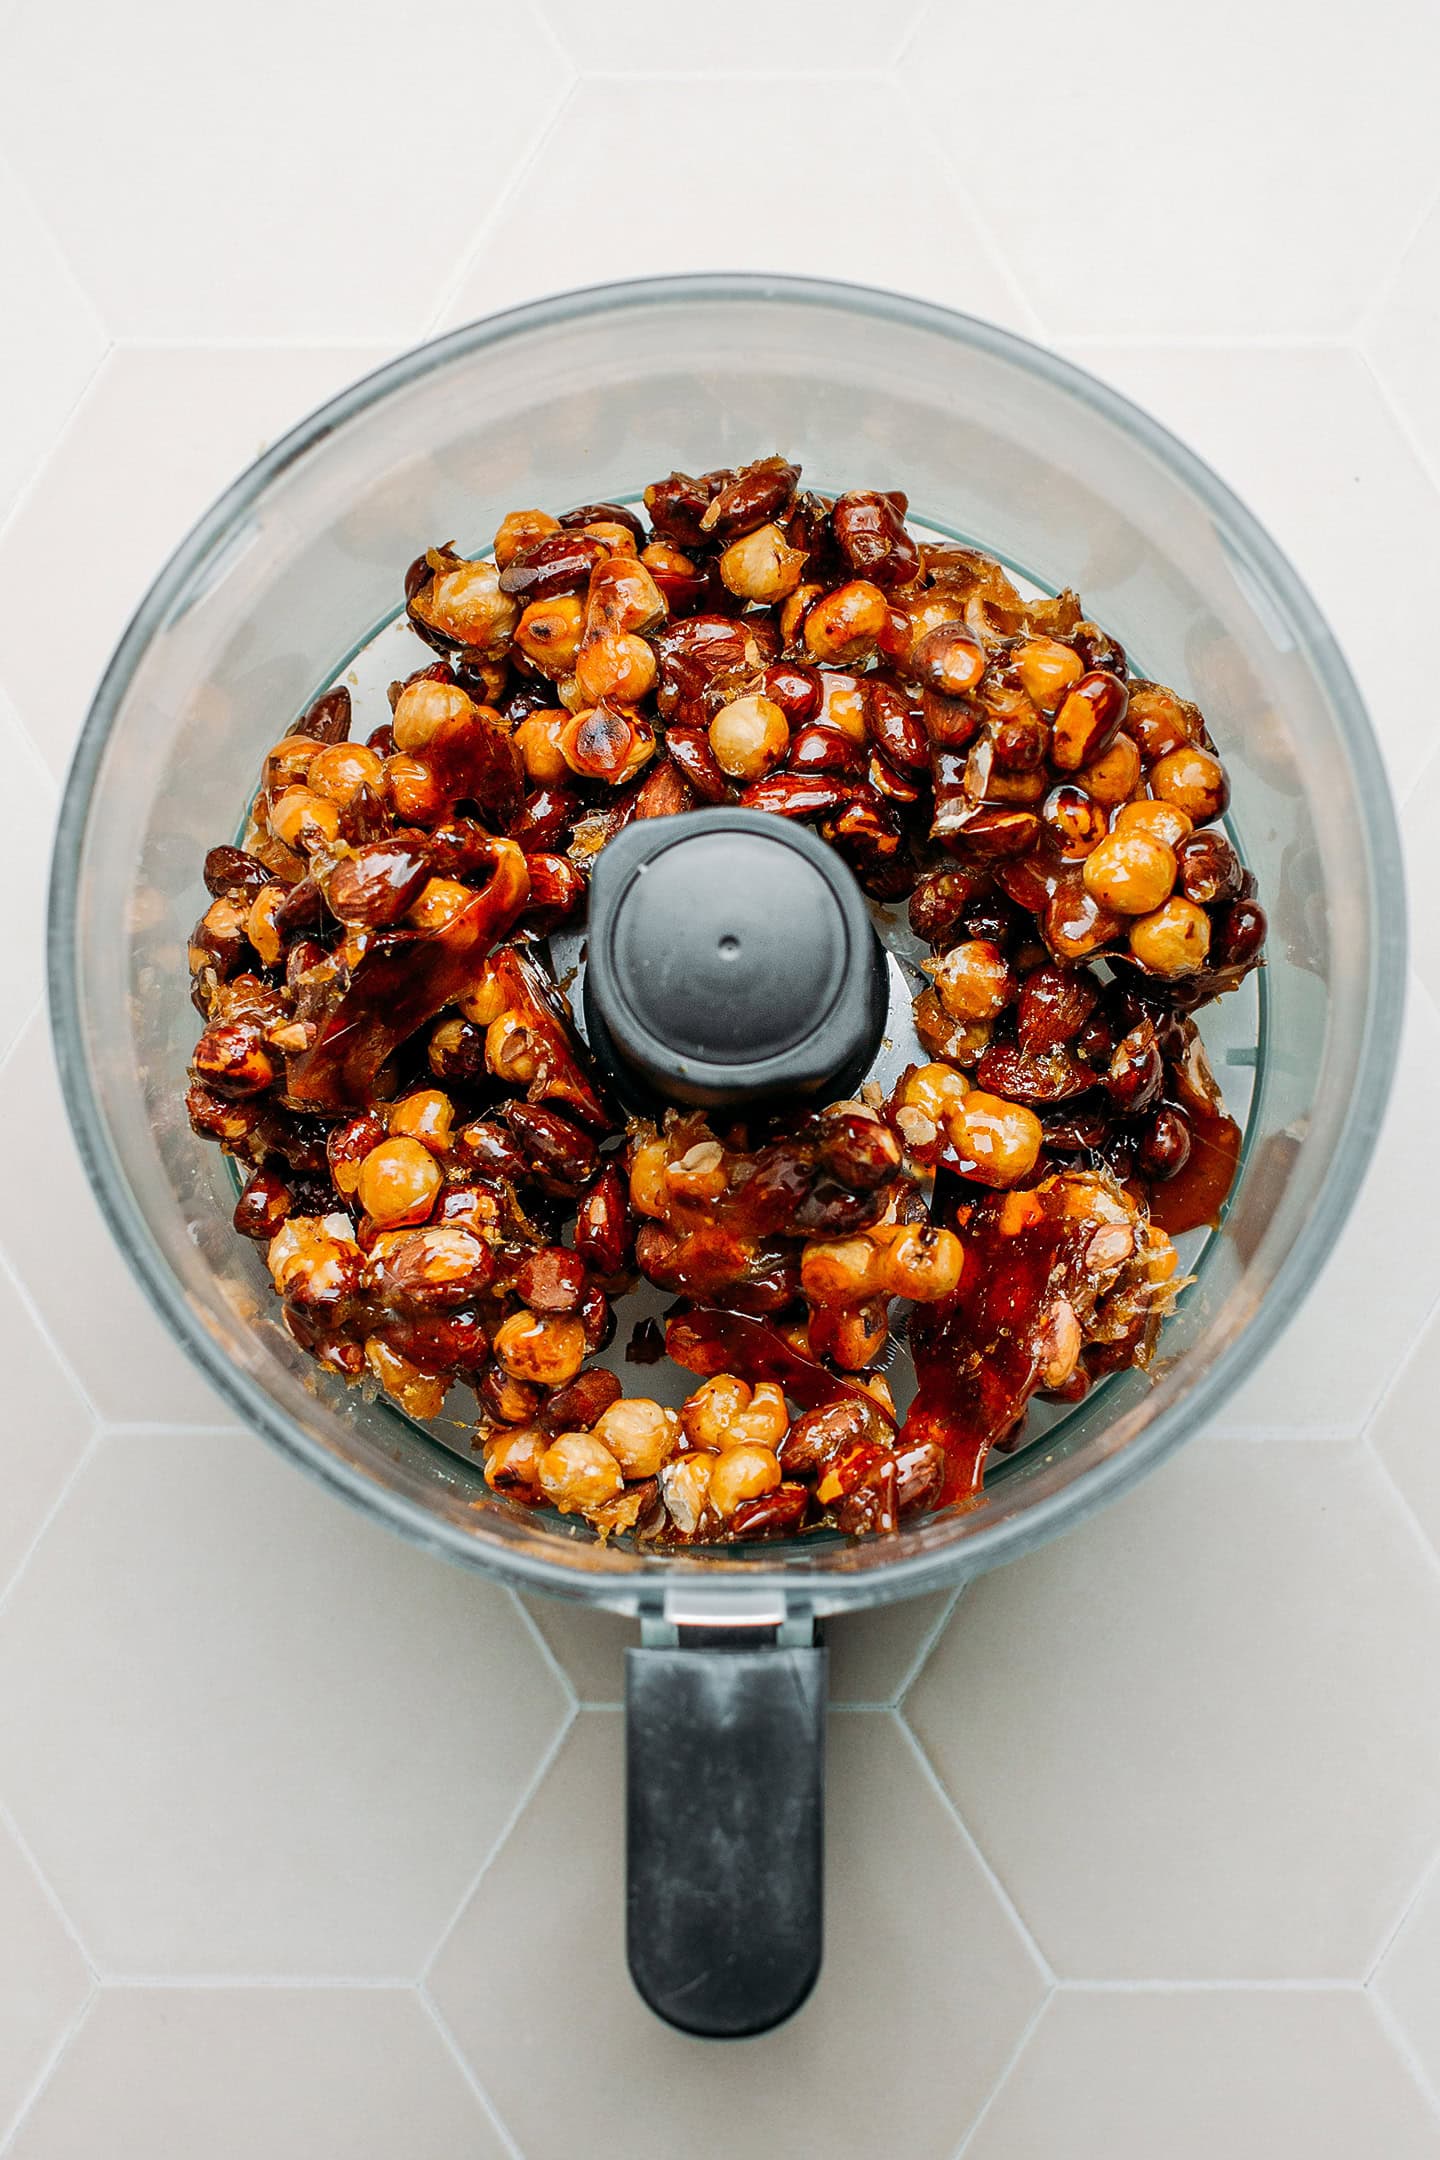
xmin=186 ymin=456 xmax=1264 ymax=1545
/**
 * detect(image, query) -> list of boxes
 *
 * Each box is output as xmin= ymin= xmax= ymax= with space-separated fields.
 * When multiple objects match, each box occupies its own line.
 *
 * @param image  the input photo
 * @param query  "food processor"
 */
xmin=48 ymin=275 xmax=1404 ymax=2036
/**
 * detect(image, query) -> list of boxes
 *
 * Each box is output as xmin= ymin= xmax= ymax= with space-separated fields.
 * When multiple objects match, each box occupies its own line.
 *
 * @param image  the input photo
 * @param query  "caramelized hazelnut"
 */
xmin=1014 ymin=637 xmax=1083 ymax=712
xmin=681 ymin=1374 xmax=752 ymax=1452
xmin=267 ymin=1215 xmax=361 ymax=1309
xmin=1128 ymin=896 xmax=1212 ymax=976
xmin=665 ymin=1139 xmax=728 ymax=1202
xmin=387 ymin=1088 xmax=454 ymax=1156
xmin=1127 ymin=681 xmax=1198 ymax=762
xmin=1150 ymin=745 xmax=1229 ymax=824
xmin=538 ymin=1431 xmax=624 ymax=1515
xmin=1114 ymin=798 xmax=1193 ymax=849
xmin=800 ymin=1234 xmax=883 ymax=1306
xmin=269 ymin=786 xmax=340 ymax=852
xmin=898 ymin=1061 xmax=970 ymax=1124
xmin=413 ymin=554 xmax=518 ymax=656
xmin=593 ymin=1398 xmax=680 ymax=1479
xmin=927 ymin=939 xmax=1015 ymax=1022
xmin=406 ymin=876 xmax=474 ymax=933
xmin=494 ymin=508 xmax=560 ymax=567
xmin=485 ymin=1010 xmax=540 ymax=1086
xmin=493 ymin=1310 xmax=587 ymax=1388
xmin=1077 ymin=732 xmax=1141 ymax=805
xmin=945 ymin=1091 xmax=1043 ymax=1186
xmin=719 ymin=522 xmax=808 ymax=603
xmin=356 ymin=1137 xmax=443 ymax=1227
xmin=514 ymin=594 xmax=585 ymax=678
xmin=391 ymin=676 xmax=471 ymax=754
xmin=484 ymin=1424 xmax=548 ymax=1500
xmin=910 ymin=626 xmax=986 ymax=697
xmin=709 ymin=1443 xmax=782 ymax=1519
xmin=709 ymin=694 xmax=790 ymax=781
xmin=803 ymin=580 xmax=889 ymax=664
xmin=574 ymin=632 xmax=658 ymax=706
xmin=306 ymin=742 xmax=385 ymax=805
xmin=661 ymin=1452 xmax=715 ymax=1534
xmin=1082 ymin=831 xmax=1178 ymax=914
xmin=1042 ymin=784 xmax=1109 ymax=859
xmin=875 ymin=1222 xmax=964 ymax=1302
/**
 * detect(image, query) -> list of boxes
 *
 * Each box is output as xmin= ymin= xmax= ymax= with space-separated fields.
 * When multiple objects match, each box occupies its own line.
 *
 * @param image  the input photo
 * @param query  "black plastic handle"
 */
xmin=625 ymin=1639 xmax=828 ymax=2037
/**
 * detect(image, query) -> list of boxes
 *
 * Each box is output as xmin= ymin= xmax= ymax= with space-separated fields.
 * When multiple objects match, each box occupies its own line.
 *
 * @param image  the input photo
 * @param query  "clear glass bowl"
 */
xmin=49 ymin=275 xmax=1405 ymax=1617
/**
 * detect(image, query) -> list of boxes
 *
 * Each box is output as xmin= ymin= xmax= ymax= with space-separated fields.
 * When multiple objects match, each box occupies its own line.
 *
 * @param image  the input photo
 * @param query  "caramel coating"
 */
xmin=187 ymin=454 xmax=1262 ymax=1551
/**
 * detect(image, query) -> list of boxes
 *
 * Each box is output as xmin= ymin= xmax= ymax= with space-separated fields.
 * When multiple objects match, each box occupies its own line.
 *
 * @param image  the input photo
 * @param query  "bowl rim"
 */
xmin=48 ymin=270 xmax=1408 ymax=1611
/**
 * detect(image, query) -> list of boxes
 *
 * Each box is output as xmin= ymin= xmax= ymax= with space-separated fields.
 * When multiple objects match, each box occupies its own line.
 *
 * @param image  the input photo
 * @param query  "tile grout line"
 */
xmin=1351 ymin=170 xmax=1440 ymax=343
xmin=1364 ymin=1438 xmax=1440 ymax=1610
xmin=505 ymin=1589 xmax=580 ymax=1710
xmin=561 ymin=64 xmax=930 ymax=79
xmin=889 ymin=0 xmax=929 ymax=69
xmin=91 ymin=1973 xmax=418 ymax=1990
xmin=420 ymin=76 xmax=581 ymax=338
xmin=1365 ymin=1846 xmax=1440 ymax=1988
xmin=1064 ymin=1976 xmax=1365 ymax=1994
xmin=1366 ymin=1984 xmax=1440 ymax=2133
xmin=417 ymin=1983 xmax=527 ymax=2160
xmin=887 ymin=77 xmax=1048 ymax=341
xmin=891 ymin=1709 xmax=1056 ymax=1987
xmin=0 ymin=997 xmax=43 ymax=1097
xmin=949 ymin=1984 xmax=1053 ymax=2160
xmin=0 ymin=1004 xmax=40 ymax=1091
xmin=1351 ymin=343 xmax=1440 ymax=514
xmin=522 ymin=0 xmax=574 ymax=75
xmin=891 ymin=1585 xmax=964 ymax=1704
xmin=0 ymin=1425 xmax=103 ymax=1618
xmin=0 ymin=1800 xmax=98 ymax=1978
xmin=420 ymin=1701 xmax=578 ymax=1983
xmin=96 ymin=1421 xmax=243 ymax=1438
xmin=0 ymin=1982 xmax=97 ymax=2160
xmin=0 ymin=339 xmax=115 ymax=557
xmin=103 ymin=335 xmax=408 ymax=355
xmin=0 ymin=1164 xmax=110 ymax=1435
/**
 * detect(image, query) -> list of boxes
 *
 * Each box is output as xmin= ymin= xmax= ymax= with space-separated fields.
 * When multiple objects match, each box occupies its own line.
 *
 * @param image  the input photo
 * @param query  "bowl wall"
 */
xmin=50 ymin=276 xmax=1404 ymax=1613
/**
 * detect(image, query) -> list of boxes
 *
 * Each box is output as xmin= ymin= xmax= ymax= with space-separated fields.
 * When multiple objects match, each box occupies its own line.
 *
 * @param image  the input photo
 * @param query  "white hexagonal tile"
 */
xmin=0 ymin=343 xmax=392 ymax=781
xmin=0 ymin=1016 xmax=237 ymax=1426
xmin=966 ymin=1990 xmax=1439 ymax=2159
xmin=0 ymin=687 xmax=56 ymax=1068
xmin=518 ymin=1590 xmax=959 ymax=1705
xmin=430 ymin=1710 xmax=1046 ymax=2159
xmin=0 ymin=1427 xmax=567 ymax=1976
xmin=441 ymin=76 xmax=1029 ymax=334
xmin=0 ymin=155 xmax=105 ymax=524
xmin=7 ymin=1988 xmax=504 ymax=2159
xmin=1375 ymin=1864 xmax=1440 ymax=2103
xmin=0 ymin=1 xmax=569 ymax=341
xmin=1059 ymin=342 xmax=1440 ymax=798
xmin=1210 ymin=977 xmax=1440 ymax=1440
xmin=908 ymin=1441 xmax=1440 ymax=1980
xmin=537 ymin=0 xmax=924 ymax=68
xmin=0 ymin=1818 xmax=90 ymax=2145
xmin=898 ymin=0 xmax=1440 ymax=337
xmin=0 ymin=1256 xmax=94 ymax=1601
xmin=1368 ymin=199 xmax=1440 ymax=492
xmin=1371 ymin=1301 xmax=1440 ymax=1561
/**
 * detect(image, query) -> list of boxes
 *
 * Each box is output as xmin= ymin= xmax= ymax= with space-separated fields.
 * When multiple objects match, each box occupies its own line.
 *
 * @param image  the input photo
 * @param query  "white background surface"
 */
xmin=2 ymin=2 xmax=1440 ymax=2153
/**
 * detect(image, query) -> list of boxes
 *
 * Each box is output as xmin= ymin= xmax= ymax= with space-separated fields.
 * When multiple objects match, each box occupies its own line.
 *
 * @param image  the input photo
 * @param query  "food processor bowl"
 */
xmin=49 ymin=275 xmax=1405 ymax=2034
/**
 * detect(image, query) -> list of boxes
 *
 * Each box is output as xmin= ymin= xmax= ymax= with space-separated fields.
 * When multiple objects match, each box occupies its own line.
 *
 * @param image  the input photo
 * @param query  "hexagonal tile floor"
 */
xmin=4 ymin=2 xmax=1440 ymax=2148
